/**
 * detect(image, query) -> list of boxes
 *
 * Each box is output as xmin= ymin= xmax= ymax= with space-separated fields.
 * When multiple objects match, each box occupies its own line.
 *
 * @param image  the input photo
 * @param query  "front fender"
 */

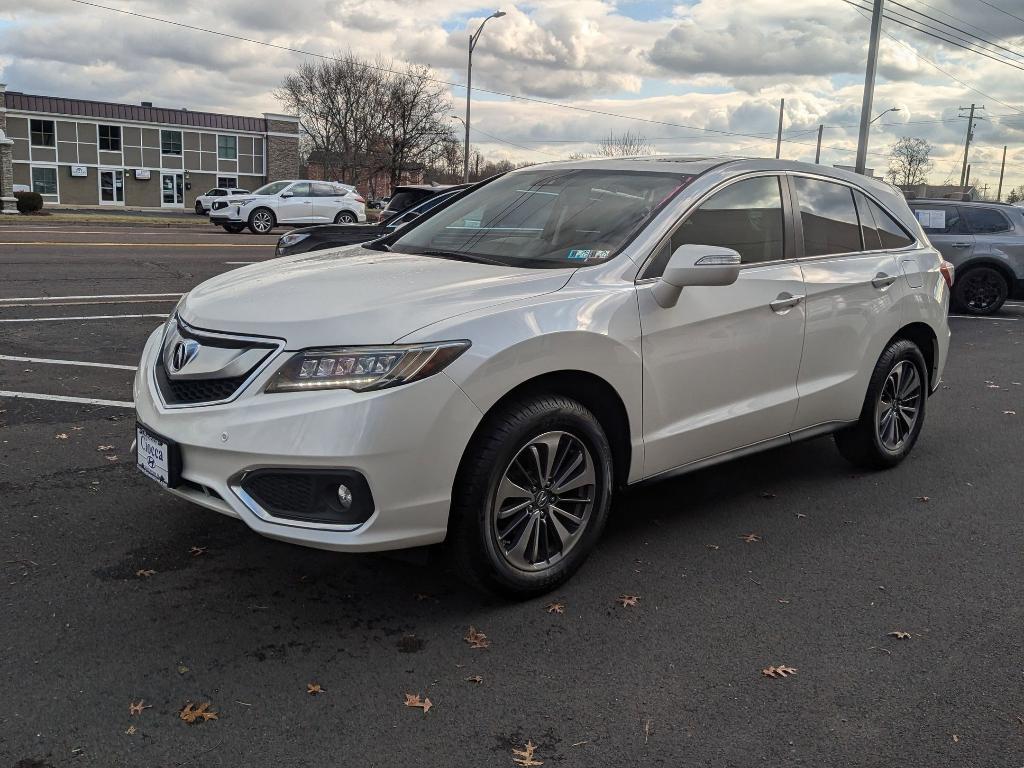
xmin=398 ymin=285 xmax=645 ymax=482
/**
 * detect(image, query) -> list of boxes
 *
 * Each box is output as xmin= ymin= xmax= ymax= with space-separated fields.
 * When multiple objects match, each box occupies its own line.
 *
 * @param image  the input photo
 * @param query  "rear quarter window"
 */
xmin=962 ymin=206 xmax=1013 ymax=235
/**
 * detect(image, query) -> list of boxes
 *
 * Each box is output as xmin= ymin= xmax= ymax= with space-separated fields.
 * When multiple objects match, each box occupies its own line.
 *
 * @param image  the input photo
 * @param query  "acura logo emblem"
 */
xmin=170 ymin=339 xmax=200 ymax=373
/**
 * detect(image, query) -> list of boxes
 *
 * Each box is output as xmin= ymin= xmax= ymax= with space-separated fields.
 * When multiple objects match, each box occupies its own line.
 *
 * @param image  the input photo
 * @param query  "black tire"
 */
xmin=195 ymin=201 xmax=205 ymax=215
xmin=247 ymin=207 xmax=276 ymax=234
xmin=951 ymin=266 xmax=1008 ymax=315
xmin=834 ymin=339 xmax=928 ymax=470
xmin=334 ymin=210 xmax=357 ymax=224
xmin=447 ymin=394 xmax=614 ymax=597
xmin=222 ymin=224 xmax=246 ymax=234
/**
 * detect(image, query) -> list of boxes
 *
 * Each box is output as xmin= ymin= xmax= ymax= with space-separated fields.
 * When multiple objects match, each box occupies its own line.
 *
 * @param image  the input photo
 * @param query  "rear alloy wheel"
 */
xmin=448 ymin=395 xmax=614 ymax=597
xmin=952 ymin=266 xmax=1008 ymax=315
xmin=194 ymin=201 xmax=205 ymax=215
xmin=248 ymin=208 xmax=276 ymax=234
xmin=835 ymin=339 xmax=927 ymax=469
xmin=334 ymin=210 xmax=357 ymax=224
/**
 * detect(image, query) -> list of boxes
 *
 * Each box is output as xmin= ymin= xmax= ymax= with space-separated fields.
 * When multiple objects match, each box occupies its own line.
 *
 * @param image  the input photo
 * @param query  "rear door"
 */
xmin=637 ymin=174 xmax=807 ymax=475
xmin=311 ymin=182 xmax=347 ymax=222
xmin=789 ymin=175 xmax=909 ymax=429
xmin=910 ymin=203 xmax=973 ymax=265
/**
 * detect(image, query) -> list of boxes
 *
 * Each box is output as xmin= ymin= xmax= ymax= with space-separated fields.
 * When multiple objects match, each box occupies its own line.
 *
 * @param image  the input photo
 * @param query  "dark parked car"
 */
xmin=377 ymin=184 xmax=461 ymax=224
xmin=909 ymin=198 xmax=1024 ymax=315
xmin=275 ymin=185 xmax=469 ymax=256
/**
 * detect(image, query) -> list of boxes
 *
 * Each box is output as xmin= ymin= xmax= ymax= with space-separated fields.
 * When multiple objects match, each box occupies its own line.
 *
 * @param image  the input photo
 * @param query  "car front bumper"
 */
xmin=133 ymin=327 xmax=482 ymax=552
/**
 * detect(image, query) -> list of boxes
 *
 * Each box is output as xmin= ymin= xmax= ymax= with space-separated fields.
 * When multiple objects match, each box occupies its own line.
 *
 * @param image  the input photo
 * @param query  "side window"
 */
xmin=288 ymin=182 xmax=311 ymax=197
xmin=867 ymin=199 xmax=914 ymax=249
xmin=645 ymin=175 xmax=785 ymax=277
xmin=911 ymin=205 xmax=965 ymax=235
xmin=854 ymin=191 xmax=882 ymax=251
xmin=311 ymin=182 xmax=337 ymax=197
xmin=793 ymin=177 xmax=861 ymax=256
xmin=962 ymin=206 xmax=1012 ymax=235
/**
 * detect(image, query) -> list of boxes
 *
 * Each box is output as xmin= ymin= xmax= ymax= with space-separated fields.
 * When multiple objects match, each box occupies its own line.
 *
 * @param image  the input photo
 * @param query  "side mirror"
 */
xmin=280 ymin=191 xmax=293 ymax=198
xmin=653 ymin=244 xmax=742 ymax=308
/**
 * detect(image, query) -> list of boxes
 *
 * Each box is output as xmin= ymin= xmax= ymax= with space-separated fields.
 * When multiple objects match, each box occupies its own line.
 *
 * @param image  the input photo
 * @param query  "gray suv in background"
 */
xmin=908 ymin=199 xmax=1024 ymax=315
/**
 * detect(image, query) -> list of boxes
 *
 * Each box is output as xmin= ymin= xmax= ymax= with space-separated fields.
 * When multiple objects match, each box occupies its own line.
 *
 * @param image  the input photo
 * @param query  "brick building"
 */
xmin=4 ymin=87 xmax=299 ymax=209
xmin=303 ymin=151 xmax=424 ymax=199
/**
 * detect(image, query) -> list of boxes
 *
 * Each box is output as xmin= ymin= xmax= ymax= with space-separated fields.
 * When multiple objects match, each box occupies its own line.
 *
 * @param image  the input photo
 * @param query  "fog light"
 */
xmin=336 ymin=484 xmax=353 ymax=509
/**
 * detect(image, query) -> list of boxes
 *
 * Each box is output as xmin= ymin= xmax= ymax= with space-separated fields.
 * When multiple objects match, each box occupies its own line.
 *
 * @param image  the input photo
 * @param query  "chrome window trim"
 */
xmin=151 ymin=316 xmax=286 ymax=410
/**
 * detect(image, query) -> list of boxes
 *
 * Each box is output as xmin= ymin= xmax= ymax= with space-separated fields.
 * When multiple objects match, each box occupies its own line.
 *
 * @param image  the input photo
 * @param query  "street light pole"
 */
xmin=464 ymin=10 xmax=505 ymax=184
xmin=855 ymin=0 xmax=884 ymax=175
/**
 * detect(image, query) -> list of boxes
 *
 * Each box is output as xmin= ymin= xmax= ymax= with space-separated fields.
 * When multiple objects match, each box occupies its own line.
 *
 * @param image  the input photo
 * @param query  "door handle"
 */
xmin=951 ymin=242 xmax=971 ymax=248
xmin=871 ymin=272 xmax=897 ymax=289
xmin=769 ymin=292 xmax=804 ymax=312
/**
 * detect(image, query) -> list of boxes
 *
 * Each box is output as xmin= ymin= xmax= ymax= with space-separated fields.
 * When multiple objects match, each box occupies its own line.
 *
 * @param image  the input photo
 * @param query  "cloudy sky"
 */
xmin=4 ymin=0 xmax=1024 ymax=191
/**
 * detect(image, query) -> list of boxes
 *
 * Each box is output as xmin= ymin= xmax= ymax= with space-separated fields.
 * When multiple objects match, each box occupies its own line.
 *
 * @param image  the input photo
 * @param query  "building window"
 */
xmin=99 ymin=125 xmax=122 ymax=152
xmin=217 ymin=135 xmax=237 ymax=160
xmin=216 ymin=176 xmax=238 ymax=189
xmin=161 ymin=129 xmax=183 ymax=155
xmin=31 ymin=166 xmax=58 ymax=196
xmin=30 ymin=119 xmax=56 ymax=147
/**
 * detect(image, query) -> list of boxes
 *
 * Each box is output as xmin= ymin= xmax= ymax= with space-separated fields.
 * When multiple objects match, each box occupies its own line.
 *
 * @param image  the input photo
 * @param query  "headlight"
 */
xmin=264 ymin=341 xmax=470 ymax=393
xmin=278 ymin=232 xmax=310 ymax=249
xmin=232 ymin=198 xmax=255 ymax=207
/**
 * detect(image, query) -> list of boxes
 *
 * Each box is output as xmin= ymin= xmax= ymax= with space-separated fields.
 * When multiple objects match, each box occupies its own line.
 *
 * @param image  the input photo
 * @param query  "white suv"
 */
xmin=135 ymin=157 xmax=951 ymax=596
xmin=194 ymin=187 xmax=250 ymax=215
xmin=209 ymin=180 xmax=366 ymax=234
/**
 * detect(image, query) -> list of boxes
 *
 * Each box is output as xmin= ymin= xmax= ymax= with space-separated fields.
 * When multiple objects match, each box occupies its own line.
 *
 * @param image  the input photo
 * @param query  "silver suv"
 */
xmin=909 ymin=199 xmax=1024 ymax=315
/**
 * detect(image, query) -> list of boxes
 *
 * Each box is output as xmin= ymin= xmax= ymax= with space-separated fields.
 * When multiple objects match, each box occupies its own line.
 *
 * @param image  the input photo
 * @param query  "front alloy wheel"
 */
xmin=491 ymin=431 xmax=596 ymax=571
xmin=248 ymin=208 xmax=275 ymax=234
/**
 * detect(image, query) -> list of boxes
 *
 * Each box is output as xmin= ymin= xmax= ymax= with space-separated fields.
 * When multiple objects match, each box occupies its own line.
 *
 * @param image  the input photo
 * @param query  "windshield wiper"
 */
xmin=415 ymin=249 xmax=506 ymax=266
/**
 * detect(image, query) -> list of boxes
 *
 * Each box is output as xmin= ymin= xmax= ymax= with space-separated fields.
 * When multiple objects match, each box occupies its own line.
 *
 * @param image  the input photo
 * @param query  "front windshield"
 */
xmin=252 ymin=181 xmax=291 ymax=196
xmin=389 ymin=169 xmax=692 ymax=268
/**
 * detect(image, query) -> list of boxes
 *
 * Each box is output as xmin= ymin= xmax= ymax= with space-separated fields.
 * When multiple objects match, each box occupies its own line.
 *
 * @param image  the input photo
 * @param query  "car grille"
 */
xmin=155 ymin=319 xmax=279 ymax=407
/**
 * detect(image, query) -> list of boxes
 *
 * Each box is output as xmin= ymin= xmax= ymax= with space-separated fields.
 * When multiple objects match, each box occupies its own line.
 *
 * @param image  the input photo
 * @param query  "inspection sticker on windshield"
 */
xmin=915 ymin=209 xmax=945 ymax=229
xmin=566 ymin=249 xmax=610 ymax=261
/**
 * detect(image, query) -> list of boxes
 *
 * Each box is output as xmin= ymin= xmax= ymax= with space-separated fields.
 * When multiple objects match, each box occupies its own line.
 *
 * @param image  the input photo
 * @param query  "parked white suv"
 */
xmin=194 ymin=187 xmax=250 ymax=215
xmin=135 ymin=157 xmax=951 ymax=596
xmin=209 ymin=180 xmax=366 ymax=234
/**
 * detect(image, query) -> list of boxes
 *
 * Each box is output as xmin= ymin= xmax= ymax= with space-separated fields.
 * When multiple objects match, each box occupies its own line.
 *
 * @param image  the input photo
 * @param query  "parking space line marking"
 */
xmin=0 ymin=242 xmax=274 ymax=248
xmin=949 ymin=314 xmax=1020 ymax=321
xmin=0 ymin=390 xmax=134 ymax=408
xmin=1 ymin=299 xmax=180 ymax=309
xmin=0 ymin=292 xmax=182 ymax=303
xmin=0 ymin=355 xmax=137 ymax=370
xmin=225 ymin=261 xmax=259 ymax=264
xmin=0 ymin=313 xmax=168 ymax=323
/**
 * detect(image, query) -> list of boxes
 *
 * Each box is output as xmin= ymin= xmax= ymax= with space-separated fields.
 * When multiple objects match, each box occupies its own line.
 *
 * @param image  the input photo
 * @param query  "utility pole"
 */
xmin=997 ymin=145 xmax=1007 ymax=201
xmin=463 ymin=11 xmax=506 ymax=184
xmin=775 ymin=99 xmax=785 ymax=159
xmin=855 ymin=0 xmax=884 ymax=175
xmin=958 ymin=104 xmax=983 ymax=189
xmin=815 ymin=124 xmax=824 ymax=164
xmin=965 ymin=164 xmax=972 ymax=195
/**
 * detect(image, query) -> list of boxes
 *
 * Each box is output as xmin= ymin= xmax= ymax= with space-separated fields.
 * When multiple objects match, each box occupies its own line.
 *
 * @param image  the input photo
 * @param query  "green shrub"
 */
xmin=14 ymin=191 xmax=44 ymax=214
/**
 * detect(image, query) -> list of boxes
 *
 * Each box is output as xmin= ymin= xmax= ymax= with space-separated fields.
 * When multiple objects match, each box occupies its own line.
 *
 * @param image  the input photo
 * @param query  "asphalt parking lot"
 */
xmin=2 ymin=223 xmax=1022 ymax=767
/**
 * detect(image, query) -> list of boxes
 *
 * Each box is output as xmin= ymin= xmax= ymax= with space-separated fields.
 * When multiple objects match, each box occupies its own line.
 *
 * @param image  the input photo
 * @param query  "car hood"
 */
xmin=179 ymin=245 xmax=575 ymax=346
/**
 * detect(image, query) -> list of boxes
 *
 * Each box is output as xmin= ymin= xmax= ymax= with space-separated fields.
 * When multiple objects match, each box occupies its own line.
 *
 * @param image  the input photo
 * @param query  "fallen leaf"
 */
xmin=179 ymin=702 xmax=218 ymax=724
xmin=762 ymin=665 xmax=798 ymax=678
xmin=952 ymin=734 xmax=960 ymax=743
xmin=987 ymin=384 xmax=1000 ymax=389
xmin=464 ymin=626 xmax=490 ymax=649
xmin=643 ymin=717 xmax=653 ymax=744
xmin=916 ymin=496 xmax=930 ymax=503
xmin=795 ymin=513 xmax=807 ymax=519
xmin=135 ymin=569 xmax=156 ymax=578
xmin=189 ymin=546 xmax=206 ymax=557
xmin=778 ymin=598 xmax=791 ymax=604
xmin=1004 ymin=410 xmax=1017 ymax=416
xmin=759 ymin=491 xmax=776 ymax=499
xmin=617 ymin=594 xmax=640 ymax=607
xmin=97 ymin=445 xmax=115 ymax=451
xmin=55 ymin=433 xmax=68 ymax=440
xmin=888 ymin=630 xmax=912 ymax=639
xmin=71 ymin=426 xmax=83 ymax=431
xmin=128 ymin=700 xmax=151 ymax=716
xmin=105 ymin=455 xmax=118 ymax=462
xmin=512 ymin=740 xmax=543 ymax=766
xmin=545 ymin=602 xmax=565 ymax=614
xmin=414 ymin=592 xmax=436 ymax=601
xmin=125 ymin=725 xmax=137 ymax=735
xmin=306 ymin=682 xmax=324 ymax=695
xmin=465 ymin=675 xmax=483 ymax=684
xmin=740 ymin=533 xmax=762 ymax=543
xmin=177 ymin=665 xmax=189 ymax=675
xmin=403 ymin=692 xmax=432 ymax=714
xmin=706 ymin=544 xmax=720 ymax=550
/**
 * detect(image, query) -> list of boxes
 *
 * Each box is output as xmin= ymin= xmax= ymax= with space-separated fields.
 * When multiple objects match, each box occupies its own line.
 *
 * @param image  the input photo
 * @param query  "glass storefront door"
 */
xmin=99 ymin=169 xmax=125 ymax=205
xmin=161 ymin=173 xmax=184 ymax=207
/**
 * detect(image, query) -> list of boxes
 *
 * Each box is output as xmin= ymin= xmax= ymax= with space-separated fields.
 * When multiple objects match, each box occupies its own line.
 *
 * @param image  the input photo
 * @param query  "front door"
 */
xmin=276 ymin=182 xmax=315 ymax=223
xmin=638 ymin=174 xmax=807 ymax=477
xmin=99 ymin=169 xmax=124 ymax=206
xmin=161 ymin=173 xmax=184 ymax=208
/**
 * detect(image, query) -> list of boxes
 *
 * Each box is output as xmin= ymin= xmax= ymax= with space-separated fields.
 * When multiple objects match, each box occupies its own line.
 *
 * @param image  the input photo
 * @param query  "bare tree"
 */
xmin=595 ymin=130 xmax=654 ymax=157
xmin=886 ymin=137 xmax=933 ymax=187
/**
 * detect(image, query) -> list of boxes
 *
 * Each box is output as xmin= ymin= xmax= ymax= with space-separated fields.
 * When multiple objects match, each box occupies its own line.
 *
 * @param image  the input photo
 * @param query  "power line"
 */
xmin=972 ymin=0 xmax=1024 ymax=26
xmin=843 ymin=0 xmax=1024 ymax=73
xmin=905 ymin=0 xmax=1024 ymax=52
xmin=887 ymin=0 xmax=1024 ymax=61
